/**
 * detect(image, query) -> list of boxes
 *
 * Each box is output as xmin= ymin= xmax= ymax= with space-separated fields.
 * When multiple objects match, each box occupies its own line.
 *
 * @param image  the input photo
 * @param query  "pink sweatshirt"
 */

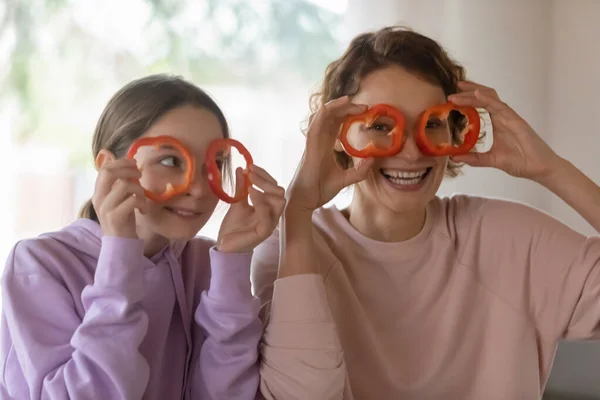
xmin=251 ymin=195 xmax=600 ymax=399
xmin=0 ymin=218 xmax=326 ymax=399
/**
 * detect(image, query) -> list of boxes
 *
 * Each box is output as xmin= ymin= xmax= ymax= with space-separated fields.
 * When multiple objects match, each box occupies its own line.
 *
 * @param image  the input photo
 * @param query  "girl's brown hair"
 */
xmin=78 ymin=74 xmax=231 ymax=222
xmin=311 ymin=25 xmax=483 ymax=176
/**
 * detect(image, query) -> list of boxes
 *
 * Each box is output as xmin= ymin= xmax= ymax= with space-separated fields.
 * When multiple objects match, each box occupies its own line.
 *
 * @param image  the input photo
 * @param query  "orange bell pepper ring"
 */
xmin=126 ymin=135 xmax=195 ymax=203
xmin=206 ymin=138 xmax=254 ymax=204
xmin=339 ymin=104 xmax=405 ymax=158
xmin=415 ymin=102 xmax=481 ymax=156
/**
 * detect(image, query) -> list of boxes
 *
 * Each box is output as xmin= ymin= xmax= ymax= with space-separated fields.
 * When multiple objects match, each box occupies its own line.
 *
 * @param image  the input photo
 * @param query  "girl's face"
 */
xmin=344 ymin=65 xmax=451 ymax=215
xmin=133 ymin=104 xmax=224 ymax=245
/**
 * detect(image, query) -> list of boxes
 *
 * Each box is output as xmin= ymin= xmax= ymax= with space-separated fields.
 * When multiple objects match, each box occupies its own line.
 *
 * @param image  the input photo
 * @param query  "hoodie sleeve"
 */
xmin=1 ymin=236 xmax=150 ymax=399
xmin=189 ymin=247 xmax=262 ymax=399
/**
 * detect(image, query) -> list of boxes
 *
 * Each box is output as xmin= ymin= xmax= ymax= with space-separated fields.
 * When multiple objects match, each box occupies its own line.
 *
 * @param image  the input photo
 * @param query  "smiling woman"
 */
xmin=251 ymin=26 xmax=600 ymax=400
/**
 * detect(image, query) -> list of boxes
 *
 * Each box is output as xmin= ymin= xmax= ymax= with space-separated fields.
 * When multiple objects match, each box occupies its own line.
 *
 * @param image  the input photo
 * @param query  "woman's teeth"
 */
xmin=381 ymin=168 xmax=429 ymax=186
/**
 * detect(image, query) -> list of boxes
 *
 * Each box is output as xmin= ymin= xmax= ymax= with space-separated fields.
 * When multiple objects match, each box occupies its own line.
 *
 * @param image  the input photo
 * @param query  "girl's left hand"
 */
xmin=217 ymin=165 xmax=286 ymax=253
xmin=448 ymin=81 xmax=561 ymax=181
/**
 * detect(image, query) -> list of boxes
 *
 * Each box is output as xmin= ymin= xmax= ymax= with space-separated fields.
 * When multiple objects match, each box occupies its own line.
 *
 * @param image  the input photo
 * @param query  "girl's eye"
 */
xmin=160 ymin=156 xmax=181 ymax=167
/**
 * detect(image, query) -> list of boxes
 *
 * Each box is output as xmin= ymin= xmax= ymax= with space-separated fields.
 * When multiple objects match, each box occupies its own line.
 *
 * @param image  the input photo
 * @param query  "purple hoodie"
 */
xmin=0 ymin=218 xmax=262 ymax=399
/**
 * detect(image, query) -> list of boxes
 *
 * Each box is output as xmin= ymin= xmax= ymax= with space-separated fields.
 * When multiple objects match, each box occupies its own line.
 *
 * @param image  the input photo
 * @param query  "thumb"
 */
xmin=233 ymin=167 xmax=249 ymax=204
xmin=339 ymin=158 xmax=374 ymax=188
xmin=451 ymin=151 xmax=494 ymax=168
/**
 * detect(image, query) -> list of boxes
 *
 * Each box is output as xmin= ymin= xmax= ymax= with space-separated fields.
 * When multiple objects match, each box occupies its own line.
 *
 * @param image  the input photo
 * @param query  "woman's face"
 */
xmin=343 ymin=65 xmax=451 ymax=214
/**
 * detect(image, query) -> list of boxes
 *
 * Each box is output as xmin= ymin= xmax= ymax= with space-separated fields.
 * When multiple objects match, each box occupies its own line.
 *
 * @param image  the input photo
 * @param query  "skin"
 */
xmin=93 ymin=104 xmax=286 ymax=256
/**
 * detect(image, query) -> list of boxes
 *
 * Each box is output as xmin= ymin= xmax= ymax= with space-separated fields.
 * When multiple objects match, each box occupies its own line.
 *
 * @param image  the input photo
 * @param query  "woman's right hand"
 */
xmin=287 ymin=96 xmax=375 ymax=212
xmin=92 ymin=158 xmax=150 ymax=238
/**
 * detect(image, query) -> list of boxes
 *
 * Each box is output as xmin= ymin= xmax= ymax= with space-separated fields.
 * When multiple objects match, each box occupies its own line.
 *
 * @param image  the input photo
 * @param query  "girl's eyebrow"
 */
xmin=152 ymin=144 xmax=187 ymax=153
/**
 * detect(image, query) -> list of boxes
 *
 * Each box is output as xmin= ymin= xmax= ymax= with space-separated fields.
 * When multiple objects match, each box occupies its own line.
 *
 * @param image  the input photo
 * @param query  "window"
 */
xmin=0 ymin=0 xmax=349 ymax=263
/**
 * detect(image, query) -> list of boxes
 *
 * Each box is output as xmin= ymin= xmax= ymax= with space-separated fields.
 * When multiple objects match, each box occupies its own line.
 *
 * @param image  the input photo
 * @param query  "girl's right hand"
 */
xmin=92 ymin=158 xmax=150 ymax=238
xmin=287 ymin=96 xmax=375 ymax=212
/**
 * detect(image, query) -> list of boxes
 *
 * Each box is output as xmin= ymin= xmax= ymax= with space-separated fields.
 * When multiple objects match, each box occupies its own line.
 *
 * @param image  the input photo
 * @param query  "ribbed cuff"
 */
xmin=95 ymin=237 xmax=145 ymax=294
xmin=208 ymin=246 xmax=254 ymax=301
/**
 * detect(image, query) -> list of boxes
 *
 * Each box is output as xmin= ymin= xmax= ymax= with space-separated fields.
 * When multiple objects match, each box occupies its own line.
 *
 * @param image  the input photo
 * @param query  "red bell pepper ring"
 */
xmin=206 ymin=138 xmax=254 ymax=204
xmin=339 ymin=104 xmax=405 ymax=158
xmin=415 ymin=102 xmax=480 ymax=156
xmin=126 ymin=135 xmax=195 ymax=203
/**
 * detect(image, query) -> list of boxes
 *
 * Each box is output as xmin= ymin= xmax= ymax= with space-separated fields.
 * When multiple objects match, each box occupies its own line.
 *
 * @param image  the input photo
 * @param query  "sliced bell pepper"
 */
xmin=415 ymin=102 xmax=480 ymax=156
xmin=339 ymin=104 xmax=405 ymax=158
xmin=206 ymin=138 xmax=254 ymax=204
xmin=126 ymin=135 xmax=195 ymax=202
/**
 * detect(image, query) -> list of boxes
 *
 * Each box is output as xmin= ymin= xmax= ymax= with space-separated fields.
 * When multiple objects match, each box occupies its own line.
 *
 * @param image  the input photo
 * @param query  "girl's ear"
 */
xmin=95 ymin=149 xmax=116 ymax=170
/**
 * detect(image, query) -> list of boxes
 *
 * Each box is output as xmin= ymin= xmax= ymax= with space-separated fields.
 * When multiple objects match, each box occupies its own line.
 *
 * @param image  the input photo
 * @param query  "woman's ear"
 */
xmin=94 ymin=149 xmax=117 ymax=170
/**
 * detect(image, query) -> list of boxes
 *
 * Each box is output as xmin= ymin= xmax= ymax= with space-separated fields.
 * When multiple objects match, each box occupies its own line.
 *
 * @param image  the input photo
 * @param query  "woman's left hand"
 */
xmin=448 ymin=81 xmax=561 ymax=181
xmin=217 ymin=164 xmax=286 ymax=253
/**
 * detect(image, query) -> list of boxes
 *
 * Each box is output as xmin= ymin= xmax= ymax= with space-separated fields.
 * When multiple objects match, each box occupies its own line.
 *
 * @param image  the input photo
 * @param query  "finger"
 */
xmin=246 ymin=168 xmax=286 ymax=200
xmin=111 ymin=193 xmax=147 ymax=220
xmin=248 ymin=186 xmax=271 ymax=216
xmin=104 ymin=167 xmax=143 ymax=180
xmin=248 ymin=164 xmax=278 ymax=185
xmin=456 ymin=81 xmax=499 ymax=95
xmin=338 ymin=157 xmax=375 ymax=188
xmin=324 ymin=104 xmax=369 ymax=127
xmin=450 ymin=151 xmax=495 ymax=168
xmin=111 ymin=178 xmax=146 ymax=198
xmin=95 ymin=162 xmax=142 ymax=199
xmin=263 ymin=191 xmax=287 ymax=217
xmin=321 ymin=95 xmax=353 ymax=114
xmin=233 ymin=167 xmax=249 ymax=205
xmin=100 ymin=184 xmax=146 ymax=216
xmin=448 ymin=90 xmax=509 ymax=115
xmin=310 ymin=97 xmax=368 ymax=138
xmin=101 ymin=180 xmax=146 ymax=212
xmin=103 ymin=158 xmax=139 ymax=170
xmin=326 ymin=99 xmax=368 ymax=120
xmin=447 ymin=92 xmax=488 ymax=108
xmin=326 ymin=100 xmax=370 ymax=137
xmin=101 ymin=192 xmax=148 ymax=221
xmin=252 ymin=180 xmax=285 ymax=198
xmin=249 ymin=171 xmax=285 ymax=197
xmin=136 ymin=197 xmax=151 ymax=214
xmin=250 ymin=187 xmax=286 ymax=224
xmin=455 ymin=80 xmax=499 ymax=100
